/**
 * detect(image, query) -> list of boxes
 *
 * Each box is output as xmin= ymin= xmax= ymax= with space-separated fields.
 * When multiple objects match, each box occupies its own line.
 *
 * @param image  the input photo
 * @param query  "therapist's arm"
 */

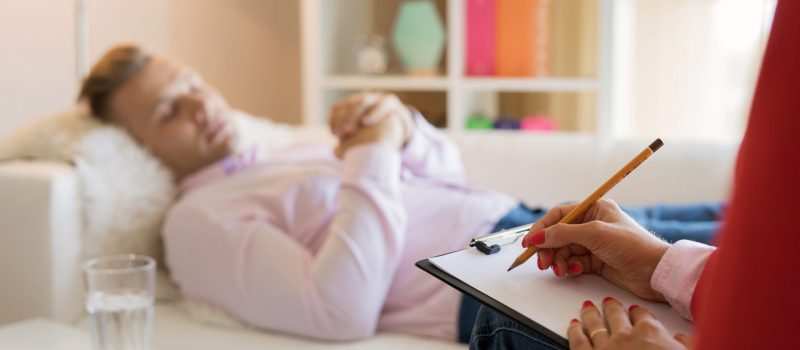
xmin=522 ymin=199 xmax=718 ymax=320
xmin=650 ymin=240 xmax=715 ymax=320
xmin=520 ymin=199 xmax=672 ymax=302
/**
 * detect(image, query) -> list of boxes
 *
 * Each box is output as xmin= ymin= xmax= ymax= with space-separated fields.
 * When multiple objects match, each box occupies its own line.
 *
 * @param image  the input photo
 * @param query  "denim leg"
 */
xmin=625 ymin=202 xmax=725 ymax=222
xmin=491 ymin=204 xmax=545 ymax=232
xmin=642 ymin=220 xmax=719 ymax=244
xmin=458 ymin=204 xmax=546 ymax=343
xmin=469 ymin=306 xmax=566 ymax=350
xmin=459 ymin=295 xmax=483 ymax=343
xmin=622 ymin=203 xmax=724 ymax=245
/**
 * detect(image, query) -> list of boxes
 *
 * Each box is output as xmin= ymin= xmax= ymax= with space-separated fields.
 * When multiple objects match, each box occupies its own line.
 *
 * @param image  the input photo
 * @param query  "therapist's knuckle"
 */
xmin=570 ymin=334 xmax=590 ymax=349
xmin=636 ymin=319 xmax=660 ymax=333
xmin=585 ymin=220 xmax=607 ymax=232
xmin=595 ymin=199 xmax=617 ymax=211
xmin=580 ymin=306 xmax=598 ymax=318
xmin=616 ymin=328 xmax=633 ymax=338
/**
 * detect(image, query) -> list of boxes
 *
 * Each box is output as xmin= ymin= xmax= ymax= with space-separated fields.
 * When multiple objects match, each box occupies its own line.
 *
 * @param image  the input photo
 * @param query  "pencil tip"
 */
xmin=507 ymin=261 xmax=520 ymax=272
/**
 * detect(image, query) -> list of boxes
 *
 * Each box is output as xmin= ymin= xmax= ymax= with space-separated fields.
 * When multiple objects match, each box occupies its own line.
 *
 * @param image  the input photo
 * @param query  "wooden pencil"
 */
xmin=507 ymin=138 xmax=664 ymax=271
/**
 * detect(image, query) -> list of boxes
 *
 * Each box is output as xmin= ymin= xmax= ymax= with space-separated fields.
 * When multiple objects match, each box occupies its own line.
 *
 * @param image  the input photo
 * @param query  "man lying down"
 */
xmin=77 ymin=45 xmax=722 ymax=343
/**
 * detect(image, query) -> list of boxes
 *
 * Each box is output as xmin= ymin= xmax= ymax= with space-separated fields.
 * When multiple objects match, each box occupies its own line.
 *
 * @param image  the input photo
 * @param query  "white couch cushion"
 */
xmin=76 ymin=303 xmax=464 ymax=350
xmin=0 ymin=106 xmax=99 ymax=162
xmin=450 ymin=131 xmax=737 ymax=206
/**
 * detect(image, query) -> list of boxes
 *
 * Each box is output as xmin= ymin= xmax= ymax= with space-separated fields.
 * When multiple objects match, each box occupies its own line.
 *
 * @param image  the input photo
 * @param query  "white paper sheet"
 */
xmin=429 ymin=244 xmax=693 ymax=339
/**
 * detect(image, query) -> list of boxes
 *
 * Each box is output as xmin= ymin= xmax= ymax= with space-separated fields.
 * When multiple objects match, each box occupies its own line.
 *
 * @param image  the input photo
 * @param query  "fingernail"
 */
xmin=537 ymin=256 xmax=543 ymax=270
xmin=570 ymin=318 xmax=580 ymax=324
xmin=569 ymin=262 xmax=581 ymax=274
xmin=582 ymin=300 xmax=594 ymax=309
xmin=602 ymin=296 xmax=615 ymax=304
xmin=552 ymin=263 xmax=561 ymax=277
xmin=629 ymin=304 xmax=639 ymax=312
xmin=529 ymin=230 xmax=546 ymax=246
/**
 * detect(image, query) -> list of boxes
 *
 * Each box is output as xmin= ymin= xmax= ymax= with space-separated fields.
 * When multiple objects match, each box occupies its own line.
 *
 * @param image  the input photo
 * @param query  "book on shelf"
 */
xmin=496 ymin=0 xmax=551 ymax=77
xmin=466 ymin=0 xmax=496 ymax=76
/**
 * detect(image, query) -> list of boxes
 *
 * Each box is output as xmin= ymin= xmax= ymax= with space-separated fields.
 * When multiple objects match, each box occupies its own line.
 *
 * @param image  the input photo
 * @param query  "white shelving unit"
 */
xmin=460 ymin=78 xmax=598 ymax=92
xmin=323 ymin=75 xmax=449 ymax=91
xmin=302 ymin=0 xmax=614 ymax=136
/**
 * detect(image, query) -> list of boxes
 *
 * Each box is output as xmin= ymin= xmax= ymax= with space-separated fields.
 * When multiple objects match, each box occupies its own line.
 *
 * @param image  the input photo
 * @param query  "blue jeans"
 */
xmin=458 ymin=204 xmax=542 ymax=343
xmin=623 ymin=202 xmax=724 ymax=244
xmin=492 ymin=202 xmax=724 ymax=245
xmin=470 ymin=307 xmax=566 ymax=350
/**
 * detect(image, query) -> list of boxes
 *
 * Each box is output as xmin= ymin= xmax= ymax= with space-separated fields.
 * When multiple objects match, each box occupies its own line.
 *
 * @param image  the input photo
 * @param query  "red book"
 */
xmin=495 ymin=0 xmax=550 ymax=76
xmin=466 ymin=0 xmax=496 ymax=76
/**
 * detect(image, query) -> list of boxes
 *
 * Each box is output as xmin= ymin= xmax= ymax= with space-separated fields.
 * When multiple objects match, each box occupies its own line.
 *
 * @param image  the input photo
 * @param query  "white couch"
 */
xmin=0 ymin=131 xmax=737 ymax=349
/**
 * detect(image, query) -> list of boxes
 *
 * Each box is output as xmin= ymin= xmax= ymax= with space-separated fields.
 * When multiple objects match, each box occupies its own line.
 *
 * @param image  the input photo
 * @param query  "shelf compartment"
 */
xmin=461 ymin=77 xmax=598 ymax=92
xmin=321 ymin=89 xmax=447 ymax=128
xmin=322 ymin=75 xmax=449 ymax=91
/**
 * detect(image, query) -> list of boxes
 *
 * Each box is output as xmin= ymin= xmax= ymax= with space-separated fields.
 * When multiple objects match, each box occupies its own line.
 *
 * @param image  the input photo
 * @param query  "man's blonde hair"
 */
xmin=77 ymin=45 xmax=151 ymax=121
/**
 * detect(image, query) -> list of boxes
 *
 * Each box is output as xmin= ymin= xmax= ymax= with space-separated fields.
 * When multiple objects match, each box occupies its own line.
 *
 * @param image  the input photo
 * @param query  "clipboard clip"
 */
xmin=470 ymin=223 xmax=533 ymax=255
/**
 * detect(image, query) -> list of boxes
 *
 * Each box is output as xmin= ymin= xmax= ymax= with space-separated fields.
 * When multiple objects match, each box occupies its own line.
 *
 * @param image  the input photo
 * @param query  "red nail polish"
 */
xmin=530 ymin=230 xmax=546 ymax=246
xmin=570 ymin=318 xmax=580 ymax=324
xmin=602 ymin=296 xmax=615 ymax=304
xmin=552 ymin=263 xmax=561 ymax=276
xmin=537 ymin=256 xmax=543 ymax=270
xmin=582 ymin=300 xmax=594 ymax=309
xmin=629 ymin=304 xmax=640 ymax=312
xmin=522 ymin=235 xmax=529 ymax=248
xmin=569 ymin=262 xmax=581 ymax=274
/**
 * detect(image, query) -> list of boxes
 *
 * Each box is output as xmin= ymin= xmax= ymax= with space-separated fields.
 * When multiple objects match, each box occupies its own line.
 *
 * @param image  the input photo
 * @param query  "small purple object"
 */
xmin=493 ymin=117 xmax=520 ymax=130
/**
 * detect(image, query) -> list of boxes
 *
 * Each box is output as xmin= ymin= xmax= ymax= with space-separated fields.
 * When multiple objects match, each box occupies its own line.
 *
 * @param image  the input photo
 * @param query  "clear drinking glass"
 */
xmin=82 ymin=255 xmax=156 ymax=350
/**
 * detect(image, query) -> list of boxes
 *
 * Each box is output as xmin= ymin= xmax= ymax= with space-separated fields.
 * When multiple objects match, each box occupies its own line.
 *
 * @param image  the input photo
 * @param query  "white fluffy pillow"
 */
xmin=1 ymin=107 xmax=312 ymax=304
xmin=0 ymin=105 xmax=100 ymax=162
xmin=76 ymin=126 xmax=176 ymax=264
xmin=76 ymin=126 xmax=180 ymax=300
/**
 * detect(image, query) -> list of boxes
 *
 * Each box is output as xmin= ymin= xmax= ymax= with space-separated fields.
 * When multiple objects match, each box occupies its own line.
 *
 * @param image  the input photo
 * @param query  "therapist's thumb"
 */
xmin=524 ymin=221 xmax=607 ymax=250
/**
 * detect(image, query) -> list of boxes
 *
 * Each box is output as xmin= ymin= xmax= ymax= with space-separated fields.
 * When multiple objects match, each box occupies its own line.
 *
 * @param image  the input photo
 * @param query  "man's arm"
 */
xmin=401 ymin=110 xmax=467 ymax=184
xmin=163 ymin=144 xmax=407 ymax=341
xmin=328 ymin=92 xmax=467 ymax=184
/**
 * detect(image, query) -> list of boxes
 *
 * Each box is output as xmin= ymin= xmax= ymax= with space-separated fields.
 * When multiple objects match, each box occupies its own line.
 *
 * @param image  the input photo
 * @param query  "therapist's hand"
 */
xmin=568 ymin=297 xmax=691 ymax=349
xmin=522 ymin=199 xmax=671 ymax=301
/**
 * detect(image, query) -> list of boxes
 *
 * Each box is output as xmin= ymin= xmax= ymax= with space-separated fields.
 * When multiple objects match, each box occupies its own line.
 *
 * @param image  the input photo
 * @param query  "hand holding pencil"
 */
xmin=509 ymin=139 xmax=672 ymax=302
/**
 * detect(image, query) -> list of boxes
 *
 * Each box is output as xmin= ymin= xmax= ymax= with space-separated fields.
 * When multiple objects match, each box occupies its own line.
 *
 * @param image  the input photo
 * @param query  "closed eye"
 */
xmin=157 ymin=102 xmax=179 ymax=124
xmin=165 ymin=103 xmax=180 ymax=121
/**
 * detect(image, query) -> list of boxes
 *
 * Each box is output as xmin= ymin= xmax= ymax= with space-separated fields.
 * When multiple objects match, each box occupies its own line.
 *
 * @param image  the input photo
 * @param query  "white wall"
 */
xmin=0 ymin=0 xmax=302 ymax=140
xmin=87 ymin=0 xmax=302 ymax=124
xmin=621 ymin=0 xmax=770 ymax=141
xmin=0 ymin=1 xmax=78 ymax=138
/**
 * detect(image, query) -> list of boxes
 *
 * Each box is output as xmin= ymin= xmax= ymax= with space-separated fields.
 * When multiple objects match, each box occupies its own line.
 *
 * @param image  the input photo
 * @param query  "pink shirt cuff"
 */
xmin=650 ymin=240 xmax=716 ymax=321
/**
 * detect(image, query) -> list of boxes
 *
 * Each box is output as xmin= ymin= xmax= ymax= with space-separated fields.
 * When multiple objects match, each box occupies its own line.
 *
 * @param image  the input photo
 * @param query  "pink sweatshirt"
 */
xmin=163 ymin=115 xmax=518 ymax=341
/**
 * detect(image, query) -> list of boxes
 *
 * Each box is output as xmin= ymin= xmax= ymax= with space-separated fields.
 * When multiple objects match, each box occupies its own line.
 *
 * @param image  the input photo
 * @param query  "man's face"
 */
xmin=109 ymin=56 xmax=237 ymax=179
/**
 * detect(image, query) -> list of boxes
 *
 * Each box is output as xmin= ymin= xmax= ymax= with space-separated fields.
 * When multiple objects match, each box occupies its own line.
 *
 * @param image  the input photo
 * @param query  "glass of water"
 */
xmin=82 ymin=255 xmax=156 ymax=350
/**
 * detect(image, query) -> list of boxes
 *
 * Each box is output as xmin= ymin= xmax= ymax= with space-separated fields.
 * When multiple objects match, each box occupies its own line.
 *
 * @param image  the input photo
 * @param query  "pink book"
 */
xmin=466 ymin=0 xmax=495 ymax=76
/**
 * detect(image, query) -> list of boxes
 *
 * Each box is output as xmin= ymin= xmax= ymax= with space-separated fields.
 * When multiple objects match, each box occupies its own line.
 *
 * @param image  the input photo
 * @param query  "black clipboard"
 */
xmin=416 ymin=257 xmax=569 ymax=348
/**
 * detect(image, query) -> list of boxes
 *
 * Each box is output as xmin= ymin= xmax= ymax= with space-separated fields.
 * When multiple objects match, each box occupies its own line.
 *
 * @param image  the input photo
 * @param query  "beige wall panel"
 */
xmin=88 ymin=0 xmax=302 ymax=124
xmin=0 ymin=0 xmax=78 ymax=138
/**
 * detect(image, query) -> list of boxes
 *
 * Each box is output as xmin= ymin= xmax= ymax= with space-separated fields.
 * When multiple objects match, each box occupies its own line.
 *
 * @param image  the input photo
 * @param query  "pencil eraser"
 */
xmin=476 ymin=241 xmax=501 ymax=255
